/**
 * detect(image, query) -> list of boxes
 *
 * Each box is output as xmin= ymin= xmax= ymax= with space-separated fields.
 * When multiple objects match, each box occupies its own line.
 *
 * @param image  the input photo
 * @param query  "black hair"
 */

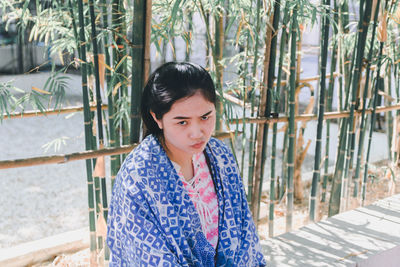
xmin=141 ymin=62 xmax=216 ymax=137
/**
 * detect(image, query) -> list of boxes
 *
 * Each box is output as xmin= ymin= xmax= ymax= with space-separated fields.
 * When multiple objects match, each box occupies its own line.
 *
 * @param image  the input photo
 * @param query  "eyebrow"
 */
xmin=173 ymin=110 xmax=213 ymax=120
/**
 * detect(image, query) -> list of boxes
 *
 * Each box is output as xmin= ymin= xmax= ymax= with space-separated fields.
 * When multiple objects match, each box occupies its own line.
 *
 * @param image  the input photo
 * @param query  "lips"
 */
xmin=191 ymin=141 xmax=205 ymax=149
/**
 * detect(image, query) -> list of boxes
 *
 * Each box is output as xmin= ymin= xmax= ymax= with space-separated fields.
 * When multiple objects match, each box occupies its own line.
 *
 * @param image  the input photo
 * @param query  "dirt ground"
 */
xmin=33 ymin=161 xmax=400 ymax=267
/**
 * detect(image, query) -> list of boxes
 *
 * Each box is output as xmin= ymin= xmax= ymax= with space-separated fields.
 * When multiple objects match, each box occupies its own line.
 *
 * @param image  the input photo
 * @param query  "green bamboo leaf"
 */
xmin=20 ymin=0 xmax=31 ymax=23
xmin=42 ymin=136 xmax=70 ymax=153
xmin=311 ymin=6 xmax=317 ymax=25
xmin=170 ymin=0 xmax=184 ymax=25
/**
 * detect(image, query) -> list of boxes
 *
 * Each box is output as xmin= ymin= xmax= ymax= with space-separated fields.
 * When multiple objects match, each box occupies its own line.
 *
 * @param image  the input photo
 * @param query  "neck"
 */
xmin=160 ymin=137 xmax=192 ymax=167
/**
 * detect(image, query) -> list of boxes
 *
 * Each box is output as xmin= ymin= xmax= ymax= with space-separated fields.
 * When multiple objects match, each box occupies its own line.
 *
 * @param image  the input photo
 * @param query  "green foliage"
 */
xmin=43 ymin=70 xmax=71 ymax=109
xmin=41 ymin=136 xmax=70 ymax=152
xmin=0 ymin=81 xmax=24 ymax=120
xmin=14 ymin=89 xmax=47 ymax=113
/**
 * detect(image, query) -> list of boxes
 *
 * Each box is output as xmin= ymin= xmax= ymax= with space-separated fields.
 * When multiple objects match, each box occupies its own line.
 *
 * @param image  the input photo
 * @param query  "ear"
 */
xmin=150 ymin=111 xmax=163 ymax=129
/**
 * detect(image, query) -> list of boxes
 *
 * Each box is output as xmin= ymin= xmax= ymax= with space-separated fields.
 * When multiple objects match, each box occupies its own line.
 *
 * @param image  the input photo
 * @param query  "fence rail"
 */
xmin=0 ymin=145 xmax=136 ymax=170
xmin=1 ymin=105 xmax=107 ymax=120
xmin=235 ymin=103 xmax=400 ymax=124
xmin=2 ymin=102 xmax=399 ymax=170
xmin=0 ymin=131 xmax=236 ymax=170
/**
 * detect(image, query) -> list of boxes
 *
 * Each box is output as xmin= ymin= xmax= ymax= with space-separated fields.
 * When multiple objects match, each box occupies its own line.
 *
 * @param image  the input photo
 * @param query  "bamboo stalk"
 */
xmin=214 ymin=6 xmax=224 ymax=133
xmin=286 ymin=4 xmax=298 ymax=232
xmin=329 ymin=39 xmax=356 ymax=215
xmin=238 ymin=2 xmax=253 ymax=180
xmin=353 ymin=0 xmax=381 ymax=198
xmin=274 ymin=0 xmax=290 ymax=206
xmin=144 ymin=0 xmax=152 ymax=83
xmin=310 ymin=0 xmax=330 ymax=222
xmin=265 ymin=0 xmax=282 ymax=237
xmin=100 ymin=1 xmax=113 ymax=258
xmin=111 ymin=0 xmax=122 ymax=161
xmin=342 ymin=0 xmax=373 ymax=212
xmin=120 ymin=4 xmax=130 ymax=149
xmin=394 ymin=38 xmax=400 ymax=166
xmin=322 ymin=0 xmax=339 ymax=203
xmin=362 ymin=0 xmax=389 ymax=203
xmin=101 ymin=0 xmax=118 ymax=191
xmin=362 ymin=62 xmax=384 ymax=204
xmin=89 ymin=0 xmax=105 ymax=149
xmin=251 ymin=2 xmax=274 ymax=223
xmin=185 ymin=10 xmax=193 ymax=62
xmin=130 ymin=0 xmax=147 ymax=144
xmin=329 ymin=36 xmax=357 ymax=215
xmin=247 ymin=0 xmax=263 ymax=204
xmin=88 ymin=0 xmax=108 ymax=254
xmin=77 ymin=0 xmax=97 ymax=262
xmin=386 ymin=69 xmax=393 ymax=161
xmin=68 ymin=0 xmax=81 ymax=59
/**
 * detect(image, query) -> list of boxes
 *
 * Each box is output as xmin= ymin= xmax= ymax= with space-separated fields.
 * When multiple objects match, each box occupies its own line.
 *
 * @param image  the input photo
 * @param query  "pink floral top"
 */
xmin=172 ymin=152 xmax=219 ymax=248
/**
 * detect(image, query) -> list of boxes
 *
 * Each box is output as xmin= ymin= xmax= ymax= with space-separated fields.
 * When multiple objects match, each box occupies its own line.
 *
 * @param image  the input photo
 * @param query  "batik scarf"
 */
xmin=107 ymin=134 xmax=266 ymax=266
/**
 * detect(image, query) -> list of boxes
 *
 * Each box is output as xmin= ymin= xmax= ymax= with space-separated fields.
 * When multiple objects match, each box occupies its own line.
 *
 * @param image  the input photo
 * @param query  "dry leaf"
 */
xmin=86 ymin=52 xmax=93 ymax=64
xmin=92 ymin=118 xmax=97 ymax=137
xmin=88 ymin=74 xmax=95 ymax=92
xmin=58 ymin=50 xmax=64 ymax=66
xmin=93 ymin=156 xmax=106 ymax=178
xmin=392 ymin=4 xmax=400 ymax=24
xmin=305 ymin=96 xmax=314 ymax=114
xmin=112 ymin=82 xmax=122 ymax=97
xmin=115 ymin=55 xmax=128 ymax=71
xmin=235 ymin=13 xmax=245 ymax=48
xmin=98 ymin=54 xmax=106 ymax=91
xmin=377 ymin=12 xmax=388 ymax=42
xmin=378 ymin=90 xmax=395 ymax=102
xmin=371 ymin=0 xmax=378 ymax=21
xmin=34 ymin=26 xmax=39 ymax=42
xmin=96 ymin=210 xmax=107 ymax=238
xmin=32 ymin=86 xmax=51 ymax=95
xmin=45 ymin=31 xmax=50 ymax=46
xmin=274 ymin=210 xmax=284 ymax=217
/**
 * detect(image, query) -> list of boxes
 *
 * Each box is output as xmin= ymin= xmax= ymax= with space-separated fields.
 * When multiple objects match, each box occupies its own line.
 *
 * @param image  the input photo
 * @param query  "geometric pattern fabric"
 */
xmin=107 ymin=134 xmax=266 ymax=266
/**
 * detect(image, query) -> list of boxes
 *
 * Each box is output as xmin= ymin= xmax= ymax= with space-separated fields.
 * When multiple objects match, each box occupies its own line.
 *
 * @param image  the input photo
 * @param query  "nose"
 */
xmin=189 ymin=123 xmax=204 ymax=139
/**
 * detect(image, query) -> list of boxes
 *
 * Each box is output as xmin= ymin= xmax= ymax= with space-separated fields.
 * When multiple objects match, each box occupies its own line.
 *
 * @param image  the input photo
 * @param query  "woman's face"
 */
xmin=151 ymin=91 xmax=216 ymax=161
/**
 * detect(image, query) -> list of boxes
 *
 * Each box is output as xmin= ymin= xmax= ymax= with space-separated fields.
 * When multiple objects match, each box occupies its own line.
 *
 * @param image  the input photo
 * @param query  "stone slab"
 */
xmin=0 ymin=228 xmax=89 ymax=267
xmin=261 ymin=194 xmax=400 ymax=266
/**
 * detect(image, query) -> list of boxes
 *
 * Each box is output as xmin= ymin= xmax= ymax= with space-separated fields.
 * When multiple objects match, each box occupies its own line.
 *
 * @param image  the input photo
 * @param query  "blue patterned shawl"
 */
xmin=107 ymin=135 xmax=266 ymax=266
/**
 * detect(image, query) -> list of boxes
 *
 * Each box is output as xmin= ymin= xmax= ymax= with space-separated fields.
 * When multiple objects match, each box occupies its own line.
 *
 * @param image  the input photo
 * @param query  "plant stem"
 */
xmin=77 ymin=0 xmax=97 ymax=261
xmin=310 ymin=0 xmax=330 ymax=222
xmin=286 ymin=3 xmax=298 ymax=232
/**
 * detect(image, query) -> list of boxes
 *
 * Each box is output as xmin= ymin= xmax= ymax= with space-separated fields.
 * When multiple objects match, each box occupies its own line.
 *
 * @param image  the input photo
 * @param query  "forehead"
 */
xmin=166 ymin=92 xmax=215 ymax=117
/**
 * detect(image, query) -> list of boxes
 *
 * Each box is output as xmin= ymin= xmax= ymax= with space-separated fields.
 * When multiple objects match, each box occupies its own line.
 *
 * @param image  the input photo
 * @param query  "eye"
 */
xmin=201 ymin=115 xmax=209 ymax=121
xmin=178 ymin=121 xmax=187 ymax=125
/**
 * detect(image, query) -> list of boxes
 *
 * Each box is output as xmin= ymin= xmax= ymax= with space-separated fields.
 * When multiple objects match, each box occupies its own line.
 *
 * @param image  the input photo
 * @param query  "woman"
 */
xmin=107 ymin=62 xmax=266 ymax=266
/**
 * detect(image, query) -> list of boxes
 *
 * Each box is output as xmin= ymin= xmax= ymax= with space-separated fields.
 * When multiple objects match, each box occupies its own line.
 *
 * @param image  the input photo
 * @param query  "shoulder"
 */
xmin=121 ymin=135 xmax=162 ymax=170
xmin=116 ymin=135 xmax=165 ymax=188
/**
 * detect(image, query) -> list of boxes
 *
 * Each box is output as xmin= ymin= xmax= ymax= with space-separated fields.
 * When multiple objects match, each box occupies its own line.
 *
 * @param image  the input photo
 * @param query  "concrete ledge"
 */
xmin=0 ymin=228 xmax=89 ymax=267
xmin=261 ymin=194 xmax=400 ymax=266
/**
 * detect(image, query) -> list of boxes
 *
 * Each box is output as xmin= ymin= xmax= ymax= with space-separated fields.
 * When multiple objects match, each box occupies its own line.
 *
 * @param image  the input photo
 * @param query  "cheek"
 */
xmin=165 ymin=124 xmax=183 ymax=136
xmin=207 ymin=117 xmax=216 ymax=132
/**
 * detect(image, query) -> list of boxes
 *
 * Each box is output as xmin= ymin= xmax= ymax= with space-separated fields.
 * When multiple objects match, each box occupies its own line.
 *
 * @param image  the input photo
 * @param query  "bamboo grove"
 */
xmin=1 ymin=0 xmax=400 ymax=264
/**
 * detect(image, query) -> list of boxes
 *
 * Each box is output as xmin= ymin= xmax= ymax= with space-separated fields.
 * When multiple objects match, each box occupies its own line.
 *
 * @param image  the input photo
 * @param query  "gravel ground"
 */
xmin=0 ymin=72 xmax=91 ymax=249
